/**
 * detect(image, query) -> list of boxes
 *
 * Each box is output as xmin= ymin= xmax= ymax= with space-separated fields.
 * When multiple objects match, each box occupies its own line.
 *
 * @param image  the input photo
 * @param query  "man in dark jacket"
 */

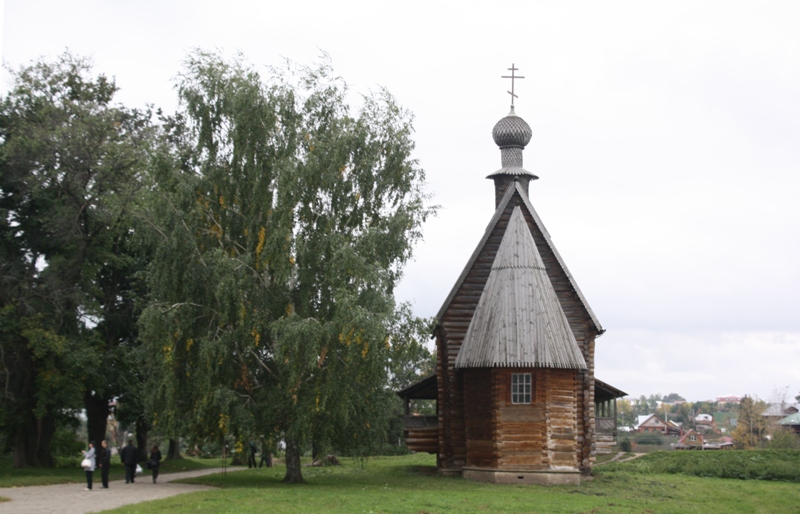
xmin=120 ymin=440 xmax=138 ymax=483
xmin=99 ymin=440 xmax=112 ymax=488
xmin=248 ymin=441 xmax=257 ymax=468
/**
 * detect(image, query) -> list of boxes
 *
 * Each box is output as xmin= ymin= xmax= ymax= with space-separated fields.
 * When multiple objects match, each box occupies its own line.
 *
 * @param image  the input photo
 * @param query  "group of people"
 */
xmin=81 ymin=440 xmax=162 ymax=491
xmin=248 ymin=441 xmax=273 ymax=468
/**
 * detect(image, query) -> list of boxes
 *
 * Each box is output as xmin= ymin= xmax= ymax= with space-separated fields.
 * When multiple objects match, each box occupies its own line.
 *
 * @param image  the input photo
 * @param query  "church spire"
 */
xmin=487 ymin=64 xmax=538 ymax=207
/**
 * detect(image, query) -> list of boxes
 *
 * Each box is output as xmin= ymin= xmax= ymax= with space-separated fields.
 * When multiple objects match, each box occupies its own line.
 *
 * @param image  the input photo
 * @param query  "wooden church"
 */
xmin=399 ymin=72 xmax=625 ymax=485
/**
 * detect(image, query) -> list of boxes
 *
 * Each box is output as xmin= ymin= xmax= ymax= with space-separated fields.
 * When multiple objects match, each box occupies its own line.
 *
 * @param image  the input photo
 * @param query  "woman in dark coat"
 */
xmin=149 ymin=444 xmax=162 ymax=483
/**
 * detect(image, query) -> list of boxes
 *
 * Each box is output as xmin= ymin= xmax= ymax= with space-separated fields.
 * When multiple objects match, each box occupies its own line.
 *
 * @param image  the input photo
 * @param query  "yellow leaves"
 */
xmin=235 ymin=363 xmax=253 ymax=393
xmin=219 ymin=414 xmax=229 ymax=432
xmin=384 ymin=336 xmax=390 ymax=350
xmin=251 ymin=328 xmax=261 ymax=347
xmin=355 ymin=192 xmax=361 ymax=201
xmin=219 ymin=195 xmax=225 ymax=208
xmin=289 ymin=255 xmax=295 ymax=265
xmin=361 ymin=341 xmax=369 ymax=358
xmin=255 ymin=226 xmax=266 ymax=257
xmin=235 ymin=440 xmax=243 ymax=455
xmin=285 ymin=303 xmax=295 ymax=316
xmin=163 ymin=345 xmax=173 ymax=364
xmin=340 ymin=328 xmax=356 ymax=346
xmin=318 ymin=345 xmax=328 ymax=368
xmin=210 ymin=223 xmax=222 ymax=239
xmin=186 ymin=338 xmax=194 ymax=352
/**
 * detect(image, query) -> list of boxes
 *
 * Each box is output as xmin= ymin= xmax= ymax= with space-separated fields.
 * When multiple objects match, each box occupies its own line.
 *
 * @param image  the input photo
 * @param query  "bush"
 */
xmin=620 ymin=438 xmax=632 ymax=452
xmin=633 ymin=432 xmax=664 ymax=446
xmin=50 ymin=428 xmax=85 ymax=468
xmin=597 ymin=449 xmax=800 ymax=482
xmin=769 ymin=429 xmax=800 ymax=449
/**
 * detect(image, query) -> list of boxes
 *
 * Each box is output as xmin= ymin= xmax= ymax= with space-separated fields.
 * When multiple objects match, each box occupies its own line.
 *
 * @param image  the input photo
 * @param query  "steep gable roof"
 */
xmin=435 ymin=181 xmax=603 ymax=334
xmin=455 ymin=206 xmax=587 ymax=369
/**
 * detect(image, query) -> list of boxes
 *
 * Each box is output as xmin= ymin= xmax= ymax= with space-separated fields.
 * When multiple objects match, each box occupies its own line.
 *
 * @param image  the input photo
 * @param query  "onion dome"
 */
xmin=492 ymin=106 xmax=532 ymax=149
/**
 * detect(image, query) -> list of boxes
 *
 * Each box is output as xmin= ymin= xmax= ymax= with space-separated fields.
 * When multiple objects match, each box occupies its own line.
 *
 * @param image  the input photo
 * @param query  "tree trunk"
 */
xmin=84 ymin=390 xmax=110 ymax=447
xmin=13 ymin=409 xmax=55 ymax=468
xmin=166 ymin=438 xmax=183 ymax=460
xmin=282 ymin=438 xmax=305 ymax=483
xmin=135 ymin=416 xmax=149 ymax=462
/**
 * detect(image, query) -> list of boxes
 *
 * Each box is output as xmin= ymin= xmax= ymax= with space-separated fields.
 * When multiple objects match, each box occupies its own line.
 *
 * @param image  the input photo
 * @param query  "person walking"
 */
xmin=120 ymin=439 xmax=138 ymax=484
xmin=98 ymin=440 xmax=112 ymax=488
xmin=248 ymin=441 xmax=257 ymax=468
xmin=81 ymin=441 xmax=96 ymax=491
xmin=149 ymin=444 xmax=162 ymax=484
xmin=258 ymin=443 xmax=272 ymax=468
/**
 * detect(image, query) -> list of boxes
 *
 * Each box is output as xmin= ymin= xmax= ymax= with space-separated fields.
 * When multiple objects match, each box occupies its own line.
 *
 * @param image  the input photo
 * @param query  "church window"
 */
xmin=511 ymin=373 xmax=532 ymax=404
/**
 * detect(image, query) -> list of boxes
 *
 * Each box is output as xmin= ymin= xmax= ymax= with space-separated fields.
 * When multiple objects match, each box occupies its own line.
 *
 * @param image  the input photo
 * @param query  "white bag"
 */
xmin=135 ymin=464 xmax=143 ymax=475
xmin=81 ymin=458 xmax=92 ymax=469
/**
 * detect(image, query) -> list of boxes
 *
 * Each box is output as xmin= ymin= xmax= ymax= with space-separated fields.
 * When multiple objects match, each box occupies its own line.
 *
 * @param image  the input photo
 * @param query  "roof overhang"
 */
xmin=396 ymin=374 xmax=437 ymax=400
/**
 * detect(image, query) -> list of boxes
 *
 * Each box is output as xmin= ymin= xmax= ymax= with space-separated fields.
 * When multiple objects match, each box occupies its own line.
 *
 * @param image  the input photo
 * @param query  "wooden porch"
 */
xmin=397 ymin=375 xmax=439 ymax=455
xmin=594 ymin=379 xmax=627 ymax=454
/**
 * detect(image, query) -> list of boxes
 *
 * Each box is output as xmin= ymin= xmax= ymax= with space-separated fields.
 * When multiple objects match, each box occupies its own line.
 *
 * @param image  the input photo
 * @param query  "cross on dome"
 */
xmin=501 ymin=63 xmax=525 ymax=107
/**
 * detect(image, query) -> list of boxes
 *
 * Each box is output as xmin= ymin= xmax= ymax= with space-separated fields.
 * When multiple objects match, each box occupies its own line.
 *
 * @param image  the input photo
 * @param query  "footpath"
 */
xmin=0 ymin=466 xmax=245 ymax=514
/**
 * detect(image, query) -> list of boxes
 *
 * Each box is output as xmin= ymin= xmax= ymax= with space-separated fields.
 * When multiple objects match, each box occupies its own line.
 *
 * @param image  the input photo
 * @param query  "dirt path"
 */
xmin=0 ymin=466 xmax=245 ymax=514
xmin=595 ymin=452 xmax=647 ymax=466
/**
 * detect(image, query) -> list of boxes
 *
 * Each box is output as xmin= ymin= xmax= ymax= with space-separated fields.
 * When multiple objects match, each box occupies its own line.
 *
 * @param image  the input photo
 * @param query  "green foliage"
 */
xmin=50 ymin=426 xmax=85 ymax=468
xmin=633 ymin=432 xmax=665 ymax=446
xmin=620 ymin=437 xmax=632 ymax=452
xmin=733 ymin=396 xmax=767 ymax=449
xmin=599 ymin=450 xmax=800 ymax=482
xmin=769 ymin=429 xmax=800 ymax=450
xmin=140 ymin=51 xmax=434 ymax=481
xmin=0 ymin=51 xmax=153 ymax=466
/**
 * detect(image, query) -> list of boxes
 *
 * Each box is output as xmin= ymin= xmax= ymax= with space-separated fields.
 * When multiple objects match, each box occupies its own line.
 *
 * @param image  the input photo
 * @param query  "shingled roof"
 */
xmin=455 ymin=206 xmax=587 ymax=369
xmin=435 ymin=182 xmax=603 ymax=334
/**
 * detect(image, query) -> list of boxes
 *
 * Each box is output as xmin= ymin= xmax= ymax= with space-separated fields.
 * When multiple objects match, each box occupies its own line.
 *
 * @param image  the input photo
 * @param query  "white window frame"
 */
xmin=511 ymin=373 xmax=532 ymax=404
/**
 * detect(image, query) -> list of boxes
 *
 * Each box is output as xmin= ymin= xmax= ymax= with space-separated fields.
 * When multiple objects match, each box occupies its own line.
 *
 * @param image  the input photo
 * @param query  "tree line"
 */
xmin=0 ymin=51 xmax=436 ymax=483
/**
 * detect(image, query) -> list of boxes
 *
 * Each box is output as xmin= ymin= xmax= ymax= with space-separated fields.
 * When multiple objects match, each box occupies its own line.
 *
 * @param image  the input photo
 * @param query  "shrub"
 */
xmin=597 ymin=449 xmax=800 ymax=482
xmin=620 ymin=438 xmax=632 ymax=452
xmin=50 ymin=428 xmax=85 ymax=468
xmin=769 ymin=429 xmax=800 ymax=450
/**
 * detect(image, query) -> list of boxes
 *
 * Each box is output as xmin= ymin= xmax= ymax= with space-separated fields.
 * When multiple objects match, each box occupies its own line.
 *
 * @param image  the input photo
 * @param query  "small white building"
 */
xmin=694 ymin=413 xmax=713 ymax=424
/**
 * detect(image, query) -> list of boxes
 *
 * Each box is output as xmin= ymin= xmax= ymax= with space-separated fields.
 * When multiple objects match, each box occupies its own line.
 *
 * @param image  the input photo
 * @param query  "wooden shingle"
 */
xmin=455 ymin=206 xmax=587 ymax=370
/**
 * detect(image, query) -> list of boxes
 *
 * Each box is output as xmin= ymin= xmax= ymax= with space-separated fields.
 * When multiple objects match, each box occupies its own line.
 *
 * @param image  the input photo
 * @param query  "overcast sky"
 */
xmin=3 ymin=1 xmax=800 ymax=402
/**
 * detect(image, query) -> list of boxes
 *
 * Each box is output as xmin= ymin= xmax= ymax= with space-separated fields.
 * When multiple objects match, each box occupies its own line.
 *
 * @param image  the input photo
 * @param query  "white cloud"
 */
xmin=4 ymin=0 xmax=800 ymax=399
xmin=596 ymin=330 xmax=800 ymax=401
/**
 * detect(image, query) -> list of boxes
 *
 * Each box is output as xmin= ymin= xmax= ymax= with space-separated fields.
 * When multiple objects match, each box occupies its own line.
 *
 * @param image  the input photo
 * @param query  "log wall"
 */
xmin=437 ymin=190 xmax=599 ymax=473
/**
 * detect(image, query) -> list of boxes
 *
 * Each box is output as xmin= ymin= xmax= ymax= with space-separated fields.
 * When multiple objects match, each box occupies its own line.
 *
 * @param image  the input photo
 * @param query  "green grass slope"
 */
xmin=103 ymin=453 xmax=800 ymax=514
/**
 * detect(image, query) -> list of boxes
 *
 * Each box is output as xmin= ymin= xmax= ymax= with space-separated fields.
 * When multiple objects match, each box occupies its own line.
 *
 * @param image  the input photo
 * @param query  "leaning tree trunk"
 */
xmin=84 ymin=390 xmax=110 ymax=447
xmin=282 ymin=438 xmax=305 ymax=484
xmin=166 ymin=438 xmax=183 ymax=460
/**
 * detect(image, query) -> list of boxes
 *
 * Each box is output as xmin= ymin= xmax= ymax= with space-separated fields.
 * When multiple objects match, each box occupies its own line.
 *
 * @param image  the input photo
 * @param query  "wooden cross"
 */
xmin=501 ymin=64 xmax=525 ymax=107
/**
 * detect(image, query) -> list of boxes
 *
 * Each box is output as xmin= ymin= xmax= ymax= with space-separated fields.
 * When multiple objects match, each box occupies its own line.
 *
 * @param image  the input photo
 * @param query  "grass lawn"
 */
xmin=102 ymin=453 xmax=800 ymax=514
xmin=0 ymin=455 xmax=227 ymax=487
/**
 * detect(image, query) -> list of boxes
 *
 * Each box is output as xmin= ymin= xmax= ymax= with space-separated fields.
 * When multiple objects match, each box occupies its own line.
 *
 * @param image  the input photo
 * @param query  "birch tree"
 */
xmin=140 ymin=51 xmax=433 ymax=483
